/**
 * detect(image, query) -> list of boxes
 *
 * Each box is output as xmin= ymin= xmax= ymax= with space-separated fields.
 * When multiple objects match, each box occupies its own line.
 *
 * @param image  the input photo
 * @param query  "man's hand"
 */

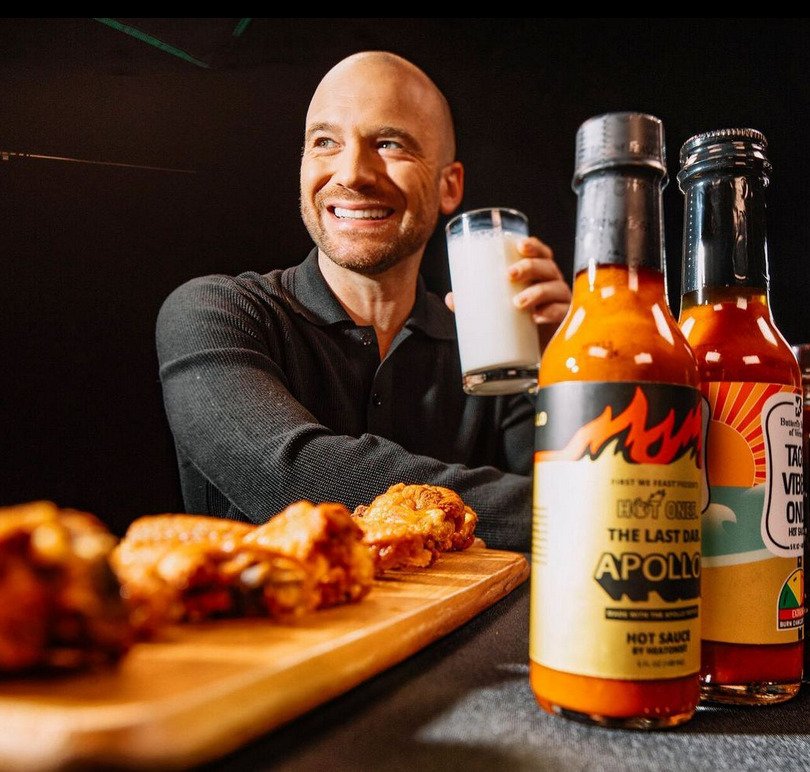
xmin=445 ymin=236 xmax=571 ymax=344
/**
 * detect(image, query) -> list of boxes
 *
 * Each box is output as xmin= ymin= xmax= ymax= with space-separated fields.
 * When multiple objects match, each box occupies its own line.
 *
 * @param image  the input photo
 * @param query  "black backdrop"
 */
xmin=2 ymin=18 xmax=808 ymax=534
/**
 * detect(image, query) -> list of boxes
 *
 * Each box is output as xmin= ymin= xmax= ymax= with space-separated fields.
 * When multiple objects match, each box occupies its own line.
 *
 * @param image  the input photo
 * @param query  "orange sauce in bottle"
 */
xmin=531 ymin=266 xmax=701 ymax=726
xmin=529 ymin=113 xmax=702 ymax=728
xmin=680 ymin=290 xmax=803 ymax=699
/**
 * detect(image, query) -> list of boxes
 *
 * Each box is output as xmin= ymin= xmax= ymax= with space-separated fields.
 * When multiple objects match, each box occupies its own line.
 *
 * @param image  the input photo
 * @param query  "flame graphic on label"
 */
xmin=538 ymin=387 xmax=702 ymax=465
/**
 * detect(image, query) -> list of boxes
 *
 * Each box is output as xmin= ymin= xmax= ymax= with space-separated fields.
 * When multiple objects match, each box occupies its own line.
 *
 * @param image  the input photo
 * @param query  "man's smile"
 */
xmin=332 ymin=206 xmax=394 ymax=220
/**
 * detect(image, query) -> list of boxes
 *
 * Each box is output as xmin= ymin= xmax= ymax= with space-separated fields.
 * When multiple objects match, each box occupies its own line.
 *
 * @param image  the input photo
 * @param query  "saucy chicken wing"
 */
xmin=353 ymin=483 xmax=478 ymax=573
xmin=112 ymin=514 xmax=314 ymax=625
xmin=246 ymin=501 xmax=373 ymax=608
xmin=0 ymin=501 xmax=133 ymax=672
xmin=113 ymin=504 xmax=374 ymax=624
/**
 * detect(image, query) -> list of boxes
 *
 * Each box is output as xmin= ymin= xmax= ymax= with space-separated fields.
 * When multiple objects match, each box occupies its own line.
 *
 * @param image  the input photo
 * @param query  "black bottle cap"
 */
xmin=678 ymin=128 xmax=771 ymax=189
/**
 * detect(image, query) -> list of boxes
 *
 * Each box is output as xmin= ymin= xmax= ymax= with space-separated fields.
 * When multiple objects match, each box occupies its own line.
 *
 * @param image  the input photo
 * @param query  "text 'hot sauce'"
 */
xmin=530 ymin=113 xmax=702 ymax=728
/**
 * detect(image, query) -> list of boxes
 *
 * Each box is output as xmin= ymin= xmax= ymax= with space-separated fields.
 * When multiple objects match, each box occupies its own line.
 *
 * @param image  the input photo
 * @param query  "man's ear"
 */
xmin=439 ymin=162 xmax=464 ymax=215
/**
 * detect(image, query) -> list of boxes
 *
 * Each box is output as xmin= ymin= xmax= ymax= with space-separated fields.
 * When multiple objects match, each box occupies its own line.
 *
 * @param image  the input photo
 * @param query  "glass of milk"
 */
xmin=446 ymin=207 xmax=540 ymax=395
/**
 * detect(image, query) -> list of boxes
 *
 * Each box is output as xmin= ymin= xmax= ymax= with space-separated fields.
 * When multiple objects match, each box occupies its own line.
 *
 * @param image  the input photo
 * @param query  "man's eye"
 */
xmin=378 ymin=140 xmax=404 ymax=151
xmin=314 ymin=137 xmax=337 ymax=149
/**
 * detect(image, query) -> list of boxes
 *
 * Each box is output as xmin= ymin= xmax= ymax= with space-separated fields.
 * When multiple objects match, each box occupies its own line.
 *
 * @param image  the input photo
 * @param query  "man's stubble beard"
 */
xmin=300 ymin=198 xmax=439 ymax=277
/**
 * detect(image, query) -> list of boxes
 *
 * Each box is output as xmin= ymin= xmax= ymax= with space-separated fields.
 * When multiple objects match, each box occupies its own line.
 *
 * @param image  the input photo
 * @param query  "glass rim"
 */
xmin=445 ymin=206 xmax=528 ymax=234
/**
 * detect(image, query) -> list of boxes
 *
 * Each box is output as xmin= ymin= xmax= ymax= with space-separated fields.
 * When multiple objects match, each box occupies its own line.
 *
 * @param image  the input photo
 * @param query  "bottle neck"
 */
xmin=680 ymin=172 xmax=769 ymax=301
xmin=573 ymin=170 xmax=665 ymax=276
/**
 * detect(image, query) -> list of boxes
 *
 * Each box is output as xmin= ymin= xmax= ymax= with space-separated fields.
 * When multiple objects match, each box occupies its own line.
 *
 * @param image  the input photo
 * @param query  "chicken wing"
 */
xmin=113 ymin=504 xmax=374 ymax=624
xmin=118 ymin=513 xmax=254 ymax=547
xmin=112 ymin=514 xmax=314 ymax=625
xmin=245 ymin=501 xmax=374 ymax=608
xmin=0 ymin=501 xmax=133 ymax=672
xmin=353 ymin=483 xmax=478 ymax=573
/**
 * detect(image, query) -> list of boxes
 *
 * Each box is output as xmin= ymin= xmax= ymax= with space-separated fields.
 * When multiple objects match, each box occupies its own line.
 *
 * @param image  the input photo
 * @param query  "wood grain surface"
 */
xmin=0 ymin=545 xmax=528 ymax=770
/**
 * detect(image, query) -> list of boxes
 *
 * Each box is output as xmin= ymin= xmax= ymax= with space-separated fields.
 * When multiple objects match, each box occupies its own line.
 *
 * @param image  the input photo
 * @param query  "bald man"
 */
xmin=156 ymin=51 xmax=570 ymax=550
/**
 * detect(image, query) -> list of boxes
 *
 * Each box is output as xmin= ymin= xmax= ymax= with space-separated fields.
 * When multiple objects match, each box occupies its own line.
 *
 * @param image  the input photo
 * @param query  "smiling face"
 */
xmin=300 ymin=52 xmax=463 ymax=276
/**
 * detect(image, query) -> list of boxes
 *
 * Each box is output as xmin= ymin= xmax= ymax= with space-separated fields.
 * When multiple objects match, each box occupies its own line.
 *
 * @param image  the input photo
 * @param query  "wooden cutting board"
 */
xmin=0 ymin=545 xmax=528 ymax=771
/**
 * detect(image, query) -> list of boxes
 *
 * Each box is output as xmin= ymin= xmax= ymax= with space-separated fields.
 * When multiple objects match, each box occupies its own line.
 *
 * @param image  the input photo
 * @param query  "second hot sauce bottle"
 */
xmin=678 ymin=128 xmax=804 ymax=704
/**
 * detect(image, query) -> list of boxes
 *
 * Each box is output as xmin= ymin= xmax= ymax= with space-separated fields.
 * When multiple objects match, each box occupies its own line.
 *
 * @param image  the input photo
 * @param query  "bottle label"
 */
xmin=701 ymin=382 xmax=805 ymax=644
xmin=530 ymin=382 xmax=703 ymax=680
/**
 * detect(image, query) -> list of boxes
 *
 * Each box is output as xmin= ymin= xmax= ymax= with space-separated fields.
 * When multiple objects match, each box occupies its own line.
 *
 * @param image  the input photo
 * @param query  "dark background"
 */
xmin=2 ymin=18 xmax=808 ymax=535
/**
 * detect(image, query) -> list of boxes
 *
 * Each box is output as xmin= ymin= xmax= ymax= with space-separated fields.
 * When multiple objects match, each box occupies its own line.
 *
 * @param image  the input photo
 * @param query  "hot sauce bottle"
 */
xmin=529 ymin=113 xmax=703 ymax=728
xmin=678 ymin=129 xmax=804 ymax=704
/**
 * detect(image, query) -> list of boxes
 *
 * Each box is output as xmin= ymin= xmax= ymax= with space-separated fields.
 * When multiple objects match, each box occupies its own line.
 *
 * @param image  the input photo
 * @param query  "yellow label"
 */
xmin=701 ymin=381 xmax=805 ymax=644
xmin=530 ymin=382 xmax=702 ymax=680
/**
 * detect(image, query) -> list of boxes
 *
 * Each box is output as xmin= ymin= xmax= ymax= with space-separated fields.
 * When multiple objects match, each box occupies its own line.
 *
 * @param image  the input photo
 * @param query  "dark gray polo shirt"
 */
xmin=156 ymin=250 xmax=534 ymax=550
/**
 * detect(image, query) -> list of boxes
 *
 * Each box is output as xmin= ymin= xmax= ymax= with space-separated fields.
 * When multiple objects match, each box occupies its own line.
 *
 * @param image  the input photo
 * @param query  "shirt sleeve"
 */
xmin=497 ymin=393 xmax=536 ymax=476
xmin=156 ymin=275 xmax=532 ymax=551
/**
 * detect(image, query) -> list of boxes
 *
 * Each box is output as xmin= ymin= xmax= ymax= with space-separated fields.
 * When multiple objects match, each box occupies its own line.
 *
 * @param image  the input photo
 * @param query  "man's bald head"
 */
xmin=307 ymin=51 xmax=457 ymax=165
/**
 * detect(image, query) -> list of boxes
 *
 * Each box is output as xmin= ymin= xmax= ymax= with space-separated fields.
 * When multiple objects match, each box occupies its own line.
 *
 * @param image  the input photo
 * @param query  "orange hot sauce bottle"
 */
xmin=529 ymin=113 xmax=702 ymax=728
xmin=677 ymin=129 xmax=804 ymax=704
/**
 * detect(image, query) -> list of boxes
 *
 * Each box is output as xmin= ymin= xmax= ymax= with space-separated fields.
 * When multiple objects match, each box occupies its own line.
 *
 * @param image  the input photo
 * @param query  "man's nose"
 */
xmin=332 ymin=142 xmax=379 ymax=189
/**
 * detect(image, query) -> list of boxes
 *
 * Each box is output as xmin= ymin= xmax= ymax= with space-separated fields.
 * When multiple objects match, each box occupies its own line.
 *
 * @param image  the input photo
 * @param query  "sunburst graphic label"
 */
xmin=700 ymin=381 xmax=804 ymax=645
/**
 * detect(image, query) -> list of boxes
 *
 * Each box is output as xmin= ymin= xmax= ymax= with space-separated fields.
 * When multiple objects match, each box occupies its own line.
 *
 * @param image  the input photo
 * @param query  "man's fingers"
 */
xmin=532 ymin=302 xmax=571 ymax=325
xmin=516 ymin=236 xmax=554 ymax=261
xmin=508 ymin=256 xmax=565 ymax=283
xmin=512 ymin=279 xmax=572 ymax=311
xmin=444 ymin=291 xmax=456 ymax=313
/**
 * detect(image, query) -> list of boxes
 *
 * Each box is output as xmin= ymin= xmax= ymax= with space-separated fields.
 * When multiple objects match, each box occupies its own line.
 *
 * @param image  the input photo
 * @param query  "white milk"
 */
xmin=447 ymin=228 xmax=540 ymax=376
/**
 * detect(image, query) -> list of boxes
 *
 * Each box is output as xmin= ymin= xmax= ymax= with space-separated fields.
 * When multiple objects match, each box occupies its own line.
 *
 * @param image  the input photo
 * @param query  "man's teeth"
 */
xmin=333 ymin=207 xmax=389 ymax=220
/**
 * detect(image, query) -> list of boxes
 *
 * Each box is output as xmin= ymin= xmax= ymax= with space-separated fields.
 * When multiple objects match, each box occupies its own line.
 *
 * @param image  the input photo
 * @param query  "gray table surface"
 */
xmin=203 ymin=578 xmax=810 ymax=771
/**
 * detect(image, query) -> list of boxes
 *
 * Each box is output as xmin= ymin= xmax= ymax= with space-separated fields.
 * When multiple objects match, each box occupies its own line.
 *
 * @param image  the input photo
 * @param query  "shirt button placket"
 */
xmin=368 ymin=357 xmax=393 ymax=433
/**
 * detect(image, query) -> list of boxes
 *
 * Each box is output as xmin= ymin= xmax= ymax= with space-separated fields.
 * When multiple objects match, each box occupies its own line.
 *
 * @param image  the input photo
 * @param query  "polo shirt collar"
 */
xmin=284 ymin=248 xmax=456 ymax=341
xmin=406 ymin=276 xmax=456 ymax=341
xmin=284 ymin=249 xmax=349 ymax=325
